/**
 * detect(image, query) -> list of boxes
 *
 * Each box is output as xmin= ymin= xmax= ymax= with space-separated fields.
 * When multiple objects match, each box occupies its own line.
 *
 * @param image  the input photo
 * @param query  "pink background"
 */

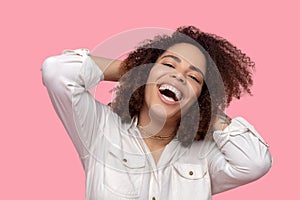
xmin=0 ymin=0 xmax=299 ymax=199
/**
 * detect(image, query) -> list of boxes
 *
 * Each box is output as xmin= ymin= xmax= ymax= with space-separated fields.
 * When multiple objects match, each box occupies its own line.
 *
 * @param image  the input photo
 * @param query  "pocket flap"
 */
xmin=108 ymin=146 xmax=146 ymax=169
xmin=173 ymin=162 xmax=207 ymax=180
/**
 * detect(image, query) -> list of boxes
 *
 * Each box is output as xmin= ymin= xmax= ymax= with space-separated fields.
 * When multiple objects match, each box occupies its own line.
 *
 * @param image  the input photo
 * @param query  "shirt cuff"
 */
xmin=213 ymin=117 xmax=269 ymax=148
xmin=62 ymin=49 xmax=104 ymax=89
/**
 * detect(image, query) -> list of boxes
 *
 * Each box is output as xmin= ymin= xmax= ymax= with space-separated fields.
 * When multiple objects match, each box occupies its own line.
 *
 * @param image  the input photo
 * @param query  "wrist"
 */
xmin=214 ymin=113 xmax=232 ymax=131
xmin=89 ymin=55 xmax=122 ymax=82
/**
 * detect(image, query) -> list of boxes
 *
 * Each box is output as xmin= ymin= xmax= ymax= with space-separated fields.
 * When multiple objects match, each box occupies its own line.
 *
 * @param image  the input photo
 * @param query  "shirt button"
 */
xmin=123 ymin=158 xmax=127 ymax=162
xmin=152 ymin=197 xmax=156 ymax=200
xmin=189 ymin=171 xmax=194 ymax=176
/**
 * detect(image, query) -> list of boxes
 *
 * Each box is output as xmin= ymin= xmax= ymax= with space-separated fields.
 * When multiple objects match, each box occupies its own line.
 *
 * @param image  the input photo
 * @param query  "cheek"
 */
xmin=195 ymin=86 xmax=203 ymax=97
xmin=188 ymin=83 xmax=203 ymax=100
xmin=181 ymin=85 xmax=201 ymax=112
xmin=144 ymin=84 xmax=152 ymax=103
xmin=144 ymin=84 xmax=157 ymax=105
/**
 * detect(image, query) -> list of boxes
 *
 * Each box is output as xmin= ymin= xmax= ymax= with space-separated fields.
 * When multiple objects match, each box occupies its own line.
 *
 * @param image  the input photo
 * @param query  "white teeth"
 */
xmin=159 ymin=84 xmax=182 ymax=101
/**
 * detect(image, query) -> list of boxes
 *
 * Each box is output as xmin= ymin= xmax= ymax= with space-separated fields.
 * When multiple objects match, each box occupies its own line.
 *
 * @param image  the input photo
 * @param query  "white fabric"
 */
xmin=42 ymin=49 xmax=272 ymax=200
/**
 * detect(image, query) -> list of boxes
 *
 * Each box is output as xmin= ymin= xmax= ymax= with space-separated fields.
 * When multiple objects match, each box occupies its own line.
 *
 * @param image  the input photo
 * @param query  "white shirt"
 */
xmin=42 ymin=49 xmax=272 ymax=200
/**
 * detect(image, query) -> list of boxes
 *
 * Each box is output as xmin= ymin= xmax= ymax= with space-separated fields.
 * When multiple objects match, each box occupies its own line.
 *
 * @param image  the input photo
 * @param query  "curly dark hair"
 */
xmin=111 ymin=26 xmax=254 ymax=146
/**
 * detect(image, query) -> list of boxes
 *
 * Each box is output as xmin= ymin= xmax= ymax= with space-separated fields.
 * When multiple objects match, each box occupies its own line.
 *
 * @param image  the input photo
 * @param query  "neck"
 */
xmin=138 ymin=107 xmax=178 ymax=145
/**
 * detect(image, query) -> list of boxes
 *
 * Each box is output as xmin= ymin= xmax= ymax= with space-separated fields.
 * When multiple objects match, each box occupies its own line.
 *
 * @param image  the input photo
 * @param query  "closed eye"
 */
xmin=162 ymin=63 xmax=175 ymax=68
xmin=189 ymin=75 xmax=201 ymax=83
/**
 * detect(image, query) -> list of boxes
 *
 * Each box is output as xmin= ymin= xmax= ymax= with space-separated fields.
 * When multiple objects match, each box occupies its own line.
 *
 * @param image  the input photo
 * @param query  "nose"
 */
xmin=170 ymin=73 xmax=186 ymax=84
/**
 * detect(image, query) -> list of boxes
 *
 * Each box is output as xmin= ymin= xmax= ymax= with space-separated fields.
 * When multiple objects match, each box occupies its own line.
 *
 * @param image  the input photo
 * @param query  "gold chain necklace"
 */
xmin=137 ymin=125 xmax=175 ymax=140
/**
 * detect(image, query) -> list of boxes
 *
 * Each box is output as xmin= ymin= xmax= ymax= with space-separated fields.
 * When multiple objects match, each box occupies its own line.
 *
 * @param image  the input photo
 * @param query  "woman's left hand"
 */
xmin=213 ymin=111 xmax=232 ymax=131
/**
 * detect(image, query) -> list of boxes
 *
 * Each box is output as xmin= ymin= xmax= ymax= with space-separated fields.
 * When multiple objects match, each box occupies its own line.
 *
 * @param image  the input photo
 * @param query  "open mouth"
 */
xmin=158 ymin=84 xmax=183 ymax=102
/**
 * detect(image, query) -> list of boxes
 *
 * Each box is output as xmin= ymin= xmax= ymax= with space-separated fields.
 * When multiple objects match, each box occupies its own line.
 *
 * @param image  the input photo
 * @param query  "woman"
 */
xmin=42 ymin=26 xmax=272 ymax=200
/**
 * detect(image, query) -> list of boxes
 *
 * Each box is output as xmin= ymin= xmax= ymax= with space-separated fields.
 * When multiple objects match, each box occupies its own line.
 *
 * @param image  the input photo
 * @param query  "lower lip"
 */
xmin=157 ymin=87 xmax=181 ymax=105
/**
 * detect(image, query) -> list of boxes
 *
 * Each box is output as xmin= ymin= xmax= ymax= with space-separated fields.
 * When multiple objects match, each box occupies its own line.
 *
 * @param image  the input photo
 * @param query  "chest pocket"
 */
xmin=171 ymin=160 xmax=211 ymax=200
xmin=104 ymin=146 xmax=146 ymax=199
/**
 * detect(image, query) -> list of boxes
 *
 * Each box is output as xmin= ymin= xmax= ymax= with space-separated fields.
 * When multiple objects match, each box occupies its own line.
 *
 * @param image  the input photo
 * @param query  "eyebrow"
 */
xmin=160 ymin=54 xmax=205 ymax=78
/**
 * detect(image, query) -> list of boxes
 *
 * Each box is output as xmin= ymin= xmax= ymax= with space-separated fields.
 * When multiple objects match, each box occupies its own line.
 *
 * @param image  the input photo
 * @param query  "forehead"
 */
xmin=161 ymin=43 xmax=207 ymax=73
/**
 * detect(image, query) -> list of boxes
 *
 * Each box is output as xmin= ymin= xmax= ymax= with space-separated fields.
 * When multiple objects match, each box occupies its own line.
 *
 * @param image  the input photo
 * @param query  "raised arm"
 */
xmin=42 ymin=49 xmax=122 ymax=168
xmin=89 ymin=54 xmax=122 ymax=82
xmin=207 ymin=115 xmax=272 ymax=194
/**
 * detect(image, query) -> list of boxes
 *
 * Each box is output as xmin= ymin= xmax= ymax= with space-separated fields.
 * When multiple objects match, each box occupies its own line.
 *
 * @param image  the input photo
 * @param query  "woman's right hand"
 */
xmin=89 ymin=55 xmax=122 ymax=82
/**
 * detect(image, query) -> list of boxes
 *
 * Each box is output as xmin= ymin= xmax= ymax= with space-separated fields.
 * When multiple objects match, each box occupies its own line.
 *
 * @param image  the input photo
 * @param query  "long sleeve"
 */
xmin=207 ymin=117 xmax=272 ymax=194
xmin=41 ymin=49 xmax=112 ymax=167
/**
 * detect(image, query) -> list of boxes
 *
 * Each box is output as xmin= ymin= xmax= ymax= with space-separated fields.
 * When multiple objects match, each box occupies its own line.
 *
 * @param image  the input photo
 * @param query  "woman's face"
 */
xmin=142 ymin=43 xmax=206 ymax=123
